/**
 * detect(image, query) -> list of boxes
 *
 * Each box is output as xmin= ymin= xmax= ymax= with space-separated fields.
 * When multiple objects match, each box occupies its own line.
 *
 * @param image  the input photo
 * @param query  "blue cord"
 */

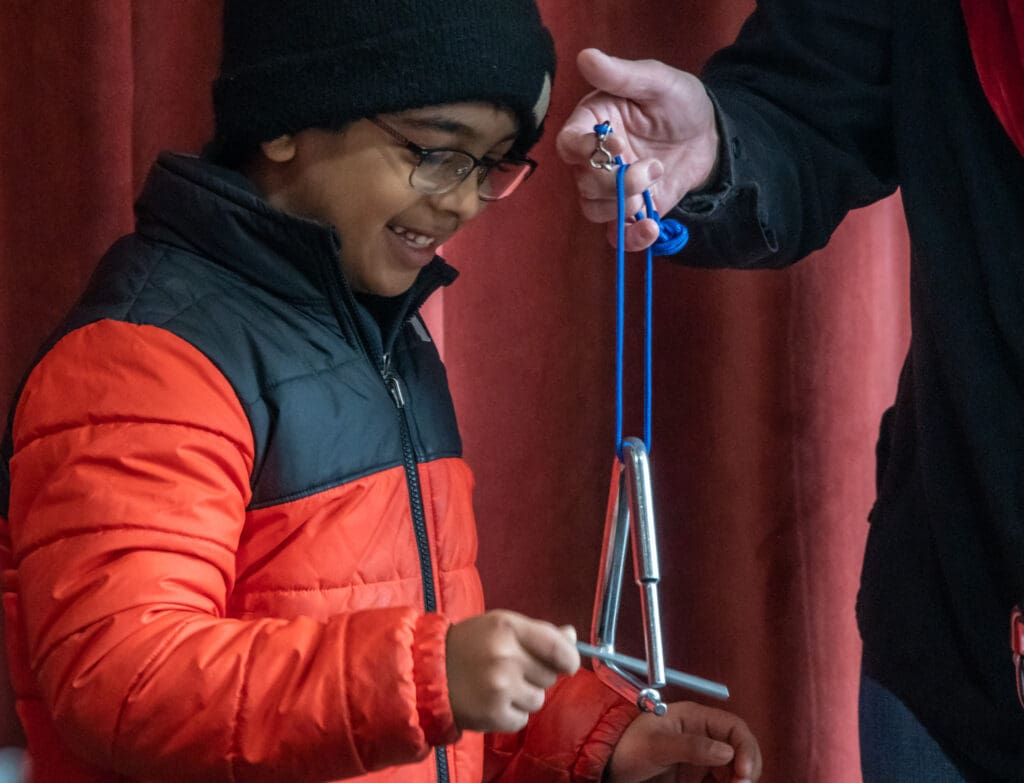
xmin=615 ymin=163 xmax=626 ymax=457
xmin=598 ymin=123 xmax=689 ymax=457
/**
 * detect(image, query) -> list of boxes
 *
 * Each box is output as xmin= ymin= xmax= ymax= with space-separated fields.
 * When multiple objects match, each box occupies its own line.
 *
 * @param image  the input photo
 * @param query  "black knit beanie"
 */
xmin=212 ymin=0 xmax=556 ymax=159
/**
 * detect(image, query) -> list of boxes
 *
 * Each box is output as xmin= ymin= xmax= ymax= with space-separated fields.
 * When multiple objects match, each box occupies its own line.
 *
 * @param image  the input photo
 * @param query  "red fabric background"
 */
xmin=0 ymin=3 xmax=910 ymax=781
xmin=960 ymin=0 xmax=1024 ymax=157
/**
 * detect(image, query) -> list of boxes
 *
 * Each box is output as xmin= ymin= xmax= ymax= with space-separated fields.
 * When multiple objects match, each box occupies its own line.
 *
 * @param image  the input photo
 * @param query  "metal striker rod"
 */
xmin=576 ymin=641 xmax=731 ymax=702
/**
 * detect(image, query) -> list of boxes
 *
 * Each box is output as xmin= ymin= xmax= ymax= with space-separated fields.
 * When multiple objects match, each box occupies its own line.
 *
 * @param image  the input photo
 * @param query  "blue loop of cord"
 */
xmin=598 ymin=123 xmax=689 ymax=458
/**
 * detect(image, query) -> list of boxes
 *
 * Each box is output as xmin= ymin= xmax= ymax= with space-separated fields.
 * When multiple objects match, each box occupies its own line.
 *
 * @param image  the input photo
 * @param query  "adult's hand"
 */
xmin=446 ymin=611 xmax=579 ymax=733
xmin=556 ymin=48 xmax=720 ymax=252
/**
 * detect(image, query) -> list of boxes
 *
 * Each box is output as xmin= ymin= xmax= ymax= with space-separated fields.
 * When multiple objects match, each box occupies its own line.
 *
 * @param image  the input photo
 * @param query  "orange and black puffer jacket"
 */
xmin=0 ymin=153 xmax=635 ymax=782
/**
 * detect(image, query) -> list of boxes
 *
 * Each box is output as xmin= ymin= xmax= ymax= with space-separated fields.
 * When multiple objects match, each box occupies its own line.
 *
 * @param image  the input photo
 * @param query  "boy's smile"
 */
xmin=249 ymin=102 xmax=521 ymax=296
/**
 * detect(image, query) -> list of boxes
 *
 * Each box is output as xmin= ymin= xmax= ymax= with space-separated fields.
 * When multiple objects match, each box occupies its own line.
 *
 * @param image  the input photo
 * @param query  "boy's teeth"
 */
xmin=391 ymin=226 xmax=434 ymax=247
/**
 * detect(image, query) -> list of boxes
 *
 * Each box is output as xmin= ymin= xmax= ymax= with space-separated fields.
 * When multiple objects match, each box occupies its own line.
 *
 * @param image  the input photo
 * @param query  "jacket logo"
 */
xmin=408 ymin=315 xmax=432 ymax=343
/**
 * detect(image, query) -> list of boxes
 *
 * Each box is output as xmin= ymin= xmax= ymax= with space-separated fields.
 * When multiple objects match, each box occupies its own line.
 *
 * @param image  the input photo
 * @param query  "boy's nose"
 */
xmin=431 ymin=176 xmax=487 ymax=222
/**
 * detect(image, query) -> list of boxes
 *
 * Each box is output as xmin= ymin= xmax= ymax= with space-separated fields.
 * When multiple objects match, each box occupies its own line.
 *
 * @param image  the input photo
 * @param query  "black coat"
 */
xmin=672 ymin=0 xmax=1024 ymax=778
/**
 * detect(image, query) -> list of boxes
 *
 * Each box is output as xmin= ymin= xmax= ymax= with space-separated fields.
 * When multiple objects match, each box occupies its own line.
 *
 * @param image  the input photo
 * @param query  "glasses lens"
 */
xmin=411 ymin=151 xmax=475 ymax=194
xmin=479 ymin=159 xmax=534 ymax=201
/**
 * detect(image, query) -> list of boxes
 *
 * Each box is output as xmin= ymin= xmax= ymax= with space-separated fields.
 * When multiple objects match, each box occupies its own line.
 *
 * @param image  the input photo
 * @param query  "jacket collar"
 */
xmin=133 ymin=152 xmax=458 ymax=308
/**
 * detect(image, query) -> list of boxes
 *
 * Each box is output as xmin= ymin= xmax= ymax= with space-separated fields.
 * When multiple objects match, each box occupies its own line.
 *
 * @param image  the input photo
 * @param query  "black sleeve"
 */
xmin=668 ymin=0 xmax=899 ymax=269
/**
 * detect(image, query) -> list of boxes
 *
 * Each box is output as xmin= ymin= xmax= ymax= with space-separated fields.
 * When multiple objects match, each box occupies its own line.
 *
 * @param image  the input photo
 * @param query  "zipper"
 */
xmin=381 ymin=353 xmax=438 ymax=613
xmin=382 ymin=353 xmax=448 ymax=783
xmin=319 ymin=263 xmax=445 ymax=613
xmin=321 ymin=256 xmax=450 ymax=783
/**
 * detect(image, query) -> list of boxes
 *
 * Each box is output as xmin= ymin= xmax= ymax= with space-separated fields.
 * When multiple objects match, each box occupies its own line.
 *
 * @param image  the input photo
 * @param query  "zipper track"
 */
xmin=323 ymin=262 xmax=450 ymax=783
xmin=385 ymin=369 xmax=447 ymax=782
xmin=385 ymin=371 xmax=438 ymax=613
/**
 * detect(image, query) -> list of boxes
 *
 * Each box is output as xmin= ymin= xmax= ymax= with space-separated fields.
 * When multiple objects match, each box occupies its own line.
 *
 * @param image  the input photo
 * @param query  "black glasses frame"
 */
xmin=369 ymin=117 xmax=537 ymax=202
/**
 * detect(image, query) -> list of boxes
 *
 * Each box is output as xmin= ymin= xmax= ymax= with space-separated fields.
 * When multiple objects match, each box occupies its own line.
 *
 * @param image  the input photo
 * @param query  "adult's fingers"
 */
xmin=601 ymin=219 xmax=662 ymax=253
xmin=556 ymin=101 xmax=628 ymax=165
xmin=580 ymin=191 xmax=648 ymax=226
xmin=574 ymin=158 xmax=663 ymax=202
xmin=625 ymin=219 xmax=662 ymax=252
xmin=575 ymin=157 xmax=664 ymax=235
xmin=557 ymin=47 xmax=671 ymax=166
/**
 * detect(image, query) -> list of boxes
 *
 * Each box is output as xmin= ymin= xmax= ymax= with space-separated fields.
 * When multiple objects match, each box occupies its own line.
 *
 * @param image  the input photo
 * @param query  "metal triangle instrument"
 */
xmin=577 ymin=122 xmax=730 ymax=714
xmin=583 ymin=437 xmax=729 ymax=713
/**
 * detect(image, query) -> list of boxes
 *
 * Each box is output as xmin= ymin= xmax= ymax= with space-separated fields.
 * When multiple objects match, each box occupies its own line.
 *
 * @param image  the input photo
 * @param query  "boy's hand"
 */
xmin=446 ymin=611 xmax=580 ymax=733
xmin=555 ymin=48 xmax=720 ymax=252
xmin=606 ymin=701 xmax=762 ymax=783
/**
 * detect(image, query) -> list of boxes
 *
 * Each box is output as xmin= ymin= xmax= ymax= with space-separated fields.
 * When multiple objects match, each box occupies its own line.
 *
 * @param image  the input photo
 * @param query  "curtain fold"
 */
xmin=1 ymin=2 xmax=135 ymax=409
xmin=960 ymin=0 xmax=1024 ymax=156
xmin=0 ymin=3 xmax=911 ymax=781
xmin=0 ymin=1 xmax=220 ymax=413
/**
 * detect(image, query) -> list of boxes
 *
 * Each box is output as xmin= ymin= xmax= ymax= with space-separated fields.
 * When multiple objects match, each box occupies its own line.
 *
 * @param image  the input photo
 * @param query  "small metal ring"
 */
xmin=589 ymin=147 xmax=617 ymax=171
xmin=589 ymin=121 xmax=618 ymax=171
xmin=637 ymin=687 xmax=667 ymax=715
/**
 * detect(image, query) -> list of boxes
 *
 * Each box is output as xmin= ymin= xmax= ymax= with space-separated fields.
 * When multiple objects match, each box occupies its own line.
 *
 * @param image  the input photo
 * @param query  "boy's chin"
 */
xmin=349 ymin=273 xmax=417 ymax=298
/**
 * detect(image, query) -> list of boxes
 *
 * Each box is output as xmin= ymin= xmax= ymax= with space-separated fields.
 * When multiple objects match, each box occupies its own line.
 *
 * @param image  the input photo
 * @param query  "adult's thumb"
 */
xmin=576 ymin=48 xmax=677 ymax=103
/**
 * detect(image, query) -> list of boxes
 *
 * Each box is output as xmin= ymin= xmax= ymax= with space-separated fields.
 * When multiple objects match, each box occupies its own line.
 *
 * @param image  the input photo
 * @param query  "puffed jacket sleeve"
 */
xmin=7 ymin=320 xmax=458 ymax=782
xmin=483 ymin=671 xmax=637 ymax=783
xmin=668 ymin=0 xmax=899 ymax=269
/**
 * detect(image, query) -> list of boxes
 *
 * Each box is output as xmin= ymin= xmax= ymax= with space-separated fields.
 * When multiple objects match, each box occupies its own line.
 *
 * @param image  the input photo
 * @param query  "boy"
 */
xmin=0 ymin=2 xmax=761 ymax=781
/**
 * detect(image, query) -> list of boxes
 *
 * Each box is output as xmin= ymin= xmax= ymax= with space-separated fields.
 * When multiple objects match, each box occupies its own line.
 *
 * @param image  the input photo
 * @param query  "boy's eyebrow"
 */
xmin=395 ymin=114 xmax=519 ymax=146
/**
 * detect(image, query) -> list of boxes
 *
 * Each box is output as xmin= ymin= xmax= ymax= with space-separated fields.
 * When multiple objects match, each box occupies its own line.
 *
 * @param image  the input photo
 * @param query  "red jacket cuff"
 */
xmin=413 ymin=613 xmax=461 ymax=747
xmin=570 ymin=697 xmax=636 ymax=782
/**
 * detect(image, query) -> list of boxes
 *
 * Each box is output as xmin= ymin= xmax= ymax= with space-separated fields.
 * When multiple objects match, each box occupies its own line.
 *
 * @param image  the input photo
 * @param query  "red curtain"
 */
xmin=0 ymin=3 xmax=910 ymax=781
xmin=961 ymin=0 xmax=1024 ymax=157
xmin=0 ymin=1 xmax=221 ymax=417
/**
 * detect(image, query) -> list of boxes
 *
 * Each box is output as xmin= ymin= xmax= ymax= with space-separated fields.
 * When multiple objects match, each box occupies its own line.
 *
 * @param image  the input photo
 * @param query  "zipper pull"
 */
xmin=385 ymin=373 xmax=406 ymax=408
xmin=381 ymin=354 xmax=406 ymax=409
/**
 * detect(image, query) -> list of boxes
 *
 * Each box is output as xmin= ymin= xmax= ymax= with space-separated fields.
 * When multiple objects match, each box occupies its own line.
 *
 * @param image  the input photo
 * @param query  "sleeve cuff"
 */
xmin=412 ymin=613 xmax=461 ymax=747
xmin=660 ymin=89 xmax=780 ymax=267
xmin=570 ymin=699 xmax=637 ymax=783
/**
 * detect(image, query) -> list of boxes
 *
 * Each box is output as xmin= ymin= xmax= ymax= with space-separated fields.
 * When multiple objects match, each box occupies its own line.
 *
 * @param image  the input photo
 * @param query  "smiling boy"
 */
xmin=0 ymin=2 xmax=760 ymax=782
xmin=247 ymin=105 xmax=527 ymax=296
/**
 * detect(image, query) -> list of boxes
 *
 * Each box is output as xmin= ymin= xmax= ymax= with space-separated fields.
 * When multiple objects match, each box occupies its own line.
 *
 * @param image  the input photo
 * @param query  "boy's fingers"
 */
xmin=512 ymin=617 xmax=580 ymax=674
xmin=509 ymin=683 xmax=546 ymax=715
xmin=522 ymin=624 xmax=575 ymax=688
xmin=496 ymin=706 xmax=530 ymax=734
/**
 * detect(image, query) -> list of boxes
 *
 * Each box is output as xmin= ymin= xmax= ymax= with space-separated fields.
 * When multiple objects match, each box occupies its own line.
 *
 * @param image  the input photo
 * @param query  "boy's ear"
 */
xmin=260 ymin=135 xmax=298 ymax=163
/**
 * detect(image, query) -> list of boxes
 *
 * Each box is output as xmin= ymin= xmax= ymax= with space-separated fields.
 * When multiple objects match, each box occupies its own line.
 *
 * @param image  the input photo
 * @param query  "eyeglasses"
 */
xmin=370 ymin=117 xmax=537 ymax=202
